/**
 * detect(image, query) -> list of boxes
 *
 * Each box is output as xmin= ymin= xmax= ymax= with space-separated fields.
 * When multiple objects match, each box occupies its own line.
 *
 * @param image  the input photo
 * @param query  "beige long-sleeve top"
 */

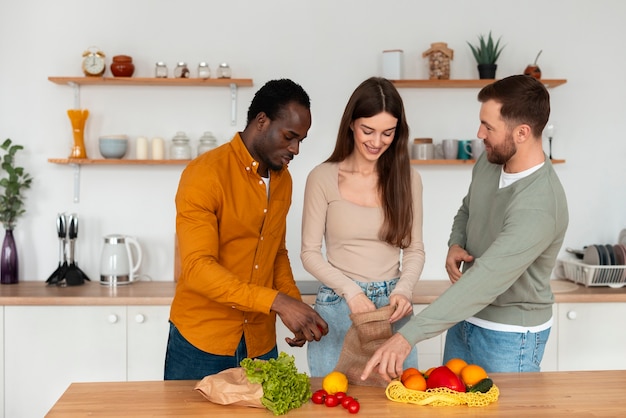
xmin=300 ymin=162 xmax=425 ymax=302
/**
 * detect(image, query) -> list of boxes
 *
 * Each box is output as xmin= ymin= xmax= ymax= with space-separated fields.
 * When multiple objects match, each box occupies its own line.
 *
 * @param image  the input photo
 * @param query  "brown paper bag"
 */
xmin=194 ymin=367 xmax=264 ymax=408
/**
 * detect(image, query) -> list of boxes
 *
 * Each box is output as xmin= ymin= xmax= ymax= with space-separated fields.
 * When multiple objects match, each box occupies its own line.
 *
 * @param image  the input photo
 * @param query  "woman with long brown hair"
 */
xmin=301 ymin=77 xmax=425 ymax=376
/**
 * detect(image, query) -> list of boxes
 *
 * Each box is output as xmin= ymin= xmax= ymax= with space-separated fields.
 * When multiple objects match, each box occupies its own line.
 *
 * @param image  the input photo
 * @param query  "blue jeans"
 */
xmin=164 ymin=322 xmax=278 ymax=380
xmin=307 ymin=279 xmax=419 ymax=377
xmin=443 ymin=320 xmax=551 ymax=373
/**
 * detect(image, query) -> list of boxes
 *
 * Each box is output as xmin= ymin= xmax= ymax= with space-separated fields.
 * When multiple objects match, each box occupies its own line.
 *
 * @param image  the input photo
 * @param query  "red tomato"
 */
xmin=334 ymin=392 xmax=347 ymax=401
xmin=324 ymin=394 xmax=339 ymax=407
xmin=347 ymin=399 xmax=360 ymax=414
xmin=311 ymin=389 xmax=327 ymax=404
xmin=341 ymin=396 xmax=354 ymax=408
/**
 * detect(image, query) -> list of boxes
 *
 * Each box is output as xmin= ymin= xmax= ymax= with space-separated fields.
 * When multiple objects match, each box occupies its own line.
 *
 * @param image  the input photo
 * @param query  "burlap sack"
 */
xmin=194 ymin=367 xmax=264 ymax=408
xmin=334 ymin=304 xmax=396 ymax=387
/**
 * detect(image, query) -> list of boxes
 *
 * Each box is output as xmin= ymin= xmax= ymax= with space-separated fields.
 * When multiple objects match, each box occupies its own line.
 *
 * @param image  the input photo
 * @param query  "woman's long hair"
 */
xmin=326 ymin=77 xmax=412 ymax=248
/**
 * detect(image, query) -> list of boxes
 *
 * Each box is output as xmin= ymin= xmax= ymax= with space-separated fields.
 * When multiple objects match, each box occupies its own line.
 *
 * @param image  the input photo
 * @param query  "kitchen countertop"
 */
xmin=1 ymin=279 xmax=625 ymax=306
xmin=46 ymin=371 xmax=626 ymax=417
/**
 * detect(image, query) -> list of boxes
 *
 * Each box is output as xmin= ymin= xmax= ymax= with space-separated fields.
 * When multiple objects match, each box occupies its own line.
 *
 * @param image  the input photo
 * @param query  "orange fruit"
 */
xmin=460 ymin=364 xmax=488 ymax=387
xmin=445 ymin=358 xmax=468 ymax=375
xmin=400 ymin=367 xmax=420 ymax=384
xmin=322 ymin=371 xmax=349 ymax=394
xmin=403 ymin=373 xmax=427 ymax=391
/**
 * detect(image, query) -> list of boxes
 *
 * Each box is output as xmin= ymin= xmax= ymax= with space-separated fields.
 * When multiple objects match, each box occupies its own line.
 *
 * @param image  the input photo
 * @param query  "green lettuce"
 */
xmin=240 ymin=352 xmax=311 ymax=415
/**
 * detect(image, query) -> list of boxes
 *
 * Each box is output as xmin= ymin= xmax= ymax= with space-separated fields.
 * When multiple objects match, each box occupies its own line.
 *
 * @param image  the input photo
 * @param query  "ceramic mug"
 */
xmin=465 ymin=139 xmax=486 ymax=160
xmin=457 ymin=140 xmax=472 ymax=160
xmin=441 ymin=139 xmax=459 ymax=159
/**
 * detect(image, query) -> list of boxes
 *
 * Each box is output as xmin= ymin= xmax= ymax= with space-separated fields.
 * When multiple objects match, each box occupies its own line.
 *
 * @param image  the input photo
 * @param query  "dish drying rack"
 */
xmin=556 ymin=259 xmax=626 ymax=288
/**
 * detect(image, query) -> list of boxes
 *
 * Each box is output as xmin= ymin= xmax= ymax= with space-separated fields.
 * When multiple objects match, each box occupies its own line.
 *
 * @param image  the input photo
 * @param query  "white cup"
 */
xmin=466 ymin=139 xmax=485 ymax=160
xmin=152 ymin=137 xmax=165 ymax=160
xmin=442 ymin=139 xmax=459 ymax=159
xmin=136 ymin=137 xmax=148 ymax=160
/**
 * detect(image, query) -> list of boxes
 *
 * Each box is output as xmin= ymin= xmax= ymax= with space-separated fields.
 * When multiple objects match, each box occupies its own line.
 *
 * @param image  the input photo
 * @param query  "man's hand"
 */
xmin=445 ymin=244 xmax=474 ymax=283
xmin=271 ymin=293 xmax=328 ymax=347
xmin=360 ymin=333 xmax=412 ymax=382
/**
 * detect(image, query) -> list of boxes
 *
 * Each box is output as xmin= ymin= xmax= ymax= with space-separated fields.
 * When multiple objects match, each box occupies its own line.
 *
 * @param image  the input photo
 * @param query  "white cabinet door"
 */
xmin=4 ymin=306 xmax=126 ymax=418
xmin=127 ymin=305 xmax=170 ymax=381
xmin=557 ymin=303 xmax=626 ymax=371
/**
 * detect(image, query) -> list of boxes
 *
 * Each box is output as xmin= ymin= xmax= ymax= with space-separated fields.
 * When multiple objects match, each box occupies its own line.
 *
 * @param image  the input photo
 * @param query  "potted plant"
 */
xmin=0 ymin=138 xmax=33 ymax=284
xmin=467 ymin=31 xmax=505 ymax=79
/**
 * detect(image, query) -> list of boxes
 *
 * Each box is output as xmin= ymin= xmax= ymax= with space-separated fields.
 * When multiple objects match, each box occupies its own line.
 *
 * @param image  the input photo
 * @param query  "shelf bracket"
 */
xmin=229 ymin=83 xmax=237 ymax=126
xmin=72 ymin=163 xmax=81 ymax=203
xmin=69 ymin=82 xmax=81 ymax=109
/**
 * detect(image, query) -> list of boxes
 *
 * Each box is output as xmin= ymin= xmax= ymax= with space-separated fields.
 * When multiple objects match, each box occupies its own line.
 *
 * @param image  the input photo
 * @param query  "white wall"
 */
xmin=0 ymin=0 xmax=624 ymax=284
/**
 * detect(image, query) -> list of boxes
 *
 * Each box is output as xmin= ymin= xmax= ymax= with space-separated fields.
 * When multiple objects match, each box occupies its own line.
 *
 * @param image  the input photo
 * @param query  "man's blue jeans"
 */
xmin=164 ymin=321 xmax=278 ymax=380
xmin=443 ymin=320 xmax=550 ymax=373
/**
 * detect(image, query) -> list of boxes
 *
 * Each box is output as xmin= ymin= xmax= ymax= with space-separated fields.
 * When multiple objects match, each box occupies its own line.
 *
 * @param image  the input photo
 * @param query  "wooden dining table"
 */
xmin=46 ymin=370 xmax=626 ymax=417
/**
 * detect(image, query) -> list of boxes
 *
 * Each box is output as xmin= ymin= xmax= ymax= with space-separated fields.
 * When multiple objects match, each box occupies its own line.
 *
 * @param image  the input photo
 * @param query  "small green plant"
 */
xmin=467 ymin=31 xmax=505 ymax=65
xmin=0 ymin=139 xmax=33 ymax=230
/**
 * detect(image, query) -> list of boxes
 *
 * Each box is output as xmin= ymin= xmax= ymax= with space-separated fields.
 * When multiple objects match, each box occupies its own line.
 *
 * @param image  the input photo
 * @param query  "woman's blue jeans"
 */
xmin=164 ymin=322 xmax=278 ymax=380
xmin=443 ymin=320 xmax=551 ymax=373
xmin=307 ymin=279 xmax=419 ymax=377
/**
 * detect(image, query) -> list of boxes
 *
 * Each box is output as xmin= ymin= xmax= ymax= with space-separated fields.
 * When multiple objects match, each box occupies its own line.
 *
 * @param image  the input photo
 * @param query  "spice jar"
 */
xmin=174 ymin=62 xmax=190 ymax=78
xmin=170 ymin=131 xmax=192 ymax=159
xmin=198 ymin=62 xmax=211 ymax=79
xmin=217 ymin=62 xmax=231 ymax=79
xmin=197 ymin=131 xmax=218 ymax=155
xmin=110 ymin=55 xmax=135 ymax=77
xmin=155 ymin=62 xmax=168 ymax=78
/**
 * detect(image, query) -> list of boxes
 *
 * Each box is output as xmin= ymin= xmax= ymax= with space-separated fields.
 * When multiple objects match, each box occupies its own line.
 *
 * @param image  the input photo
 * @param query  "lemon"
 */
xmin=322 ymin=371 xmax=349 ymax=394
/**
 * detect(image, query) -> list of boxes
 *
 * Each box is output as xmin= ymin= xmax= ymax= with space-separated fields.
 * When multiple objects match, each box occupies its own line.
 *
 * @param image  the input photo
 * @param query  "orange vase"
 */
xmin=67 ymin=109 xmax=89 ymax=158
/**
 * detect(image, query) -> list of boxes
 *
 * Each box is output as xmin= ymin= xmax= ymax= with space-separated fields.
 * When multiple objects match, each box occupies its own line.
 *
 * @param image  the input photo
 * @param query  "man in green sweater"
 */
xmin=361 ymin=75 xmax=568 ymax=380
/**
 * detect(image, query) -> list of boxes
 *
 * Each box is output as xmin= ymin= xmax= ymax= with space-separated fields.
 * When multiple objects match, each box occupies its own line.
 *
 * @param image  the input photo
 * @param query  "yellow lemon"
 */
xmin=322 ymin=371 xmax=349 ymax=394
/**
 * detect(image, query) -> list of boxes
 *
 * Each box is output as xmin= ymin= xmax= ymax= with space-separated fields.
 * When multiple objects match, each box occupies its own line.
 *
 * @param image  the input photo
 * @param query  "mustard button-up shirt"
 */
xmin=170 ymin=133 xmax=301 ymax=358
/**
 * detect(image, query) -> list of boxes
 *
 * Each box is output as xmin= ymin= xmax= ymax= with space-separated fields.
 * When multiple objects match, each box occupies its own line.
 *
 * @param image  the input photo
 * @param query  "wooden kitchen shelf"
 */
xmin=48 ymin=158 xmax=190 ymax=165
xmin=48 ymin=76 xmax=253 ymax=87
xmin=392 ymin=79 xmax=567 ymax=89
xmin=411 ymin=159 xmax=565 ymax=165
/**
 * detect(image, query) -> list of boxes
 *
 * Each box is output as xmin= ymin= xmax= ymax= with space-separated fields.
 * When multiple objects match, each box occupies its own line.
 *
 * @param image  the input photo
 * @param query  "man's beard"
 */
xmin=486 ymin=131 xmax=516 ymax=165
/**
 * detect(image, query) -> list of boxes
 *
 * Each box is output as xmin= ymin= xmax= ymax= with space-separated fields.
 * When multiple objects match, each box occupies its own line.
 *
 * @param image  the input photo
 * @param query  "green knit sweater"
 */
xmin=399 ymin=154 xmax=568 ymax=346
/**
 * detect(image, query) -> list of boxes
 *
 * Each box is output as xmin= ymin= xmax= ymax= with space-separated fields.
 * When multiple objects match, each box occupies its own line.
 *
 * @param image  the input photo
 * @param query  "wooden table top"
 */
xmin=46 ymin=371 xmax=626 ymax=417
xmin=3 ymin=279 xmax=626 ymax=306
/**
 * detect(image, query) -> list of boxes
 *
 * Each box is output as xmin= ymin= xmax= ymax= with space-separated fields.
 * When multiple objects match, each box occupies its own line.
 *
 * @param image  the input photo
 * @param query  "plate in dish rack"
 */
xmin=620 ymin=229 xmax=626 ymax=246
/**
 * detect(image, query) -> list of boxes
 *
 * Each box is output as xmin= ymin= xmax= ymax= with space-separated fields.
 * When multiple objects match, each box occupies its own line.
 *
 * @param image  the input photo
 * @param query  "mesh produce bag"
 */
xmin=334 ymin=304 xmax=396 ymax=387
xmin=385 ymin=380 xmax=500 ymax=407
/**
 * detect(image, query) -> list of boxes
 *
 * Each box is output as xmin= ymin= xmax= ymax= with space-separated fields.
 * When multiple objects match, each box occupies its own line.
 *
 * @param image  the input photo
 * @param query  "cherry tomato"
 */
xmin=341 ymin=396 xmax=354 ymax=408
xmin=311 ymin=389 xmax=327 ymax=404
xmin=324 ymin=394 xmax=339 ymax=407
xmin=347 ymin=399 xmax=360 ymax=414
xmin=335 ymin=391 xmax=347 ymax=402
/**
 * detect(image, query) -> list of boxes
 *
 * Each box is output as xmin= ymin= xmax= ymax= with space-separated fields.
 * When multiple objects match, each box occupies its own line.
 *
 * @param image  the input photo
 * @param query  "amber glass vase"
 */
xmin=67 ymin=109 xmax=89 ymax=158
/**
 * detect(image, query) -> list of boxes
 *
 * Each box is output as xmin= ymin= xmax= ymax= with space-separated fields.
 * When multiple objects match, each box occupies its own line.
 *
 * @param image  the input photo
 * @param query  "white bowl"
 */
xmin=99 ymin=135 xmax=128 ymax=159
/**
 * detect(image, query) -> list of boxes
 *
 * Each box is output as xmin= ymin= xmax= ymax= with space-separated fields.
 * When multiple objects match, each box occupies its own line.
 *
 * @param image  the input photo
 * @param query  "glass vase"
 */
xmin=67 ymin=109 xmax=89 ymax=159
xmin=1 ymin=229 xmax=18 ymax=284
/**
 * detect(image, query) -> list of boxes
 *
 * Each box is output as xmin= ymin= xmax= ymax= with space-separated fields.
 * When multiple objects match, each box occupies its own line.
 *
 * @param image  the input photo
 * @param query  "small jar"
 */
xmin=217 ymin=62 xmax=231 ymax=79
xmin=174 ymin=62 xmax=190 ymax=78
xmin=197 ymin=131 xmax=218 ymax=155
xmin=170 ymin=131 xmax=192 ymax=159
xmin=198 ymin=62 xmax=211 ymax=79
xmin=110 ymin=55 xmax=135 ymax=77
xmin=155 ymin=62 xmax=168 ymax=78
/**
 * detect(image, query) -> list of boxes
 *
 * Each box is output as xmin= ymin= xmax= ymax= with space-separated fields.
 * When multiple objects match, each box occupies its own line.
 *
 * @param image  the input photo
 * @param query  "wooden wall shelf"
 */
xmin=48 ymin=76 xmax=253 ymax=87
xmin=48 ymin=158 xmax=190 ymax=165
xmin=391 ymin=79 xmax=567 ymax=89
xmin=411 ymin=159 xmax=566 ymax=165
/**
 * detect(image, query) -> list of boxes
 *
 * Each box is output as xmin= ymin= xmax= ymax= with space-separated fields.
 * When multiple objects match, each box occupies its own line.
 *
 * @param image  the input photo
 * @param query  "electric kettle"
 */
xmin=100 ymin=234 xmax=143 ymax=286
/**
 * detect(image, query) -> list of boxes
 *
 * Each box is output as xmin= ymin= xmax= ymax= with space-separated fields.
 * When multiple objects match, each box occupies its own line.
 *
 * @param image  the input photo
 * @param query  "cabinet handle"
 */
xmin=566 ymin=311 xmax=577 ymax=320
xmin=135 ymin=314 xmax=146 ymax=323
xmin=108 ymin=314 xmax=119 ymax=324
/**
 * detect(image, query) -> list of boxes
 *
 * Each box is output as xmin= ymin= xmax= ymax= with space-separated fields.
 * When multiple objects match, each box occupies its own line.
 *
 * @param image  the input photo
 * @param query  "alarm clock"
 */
xmin=82 ymin=47 xmax=106 ymax=77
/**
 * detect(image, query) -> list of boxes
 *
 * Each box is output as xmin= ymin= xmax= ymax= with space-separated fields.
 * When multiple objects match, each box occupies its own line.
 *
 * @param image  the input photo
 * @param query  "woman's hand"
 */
xmin=389 ymin=294 xmax=413 ymax=323
xmin=347 ymin=292 xmax=376 ymax=314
